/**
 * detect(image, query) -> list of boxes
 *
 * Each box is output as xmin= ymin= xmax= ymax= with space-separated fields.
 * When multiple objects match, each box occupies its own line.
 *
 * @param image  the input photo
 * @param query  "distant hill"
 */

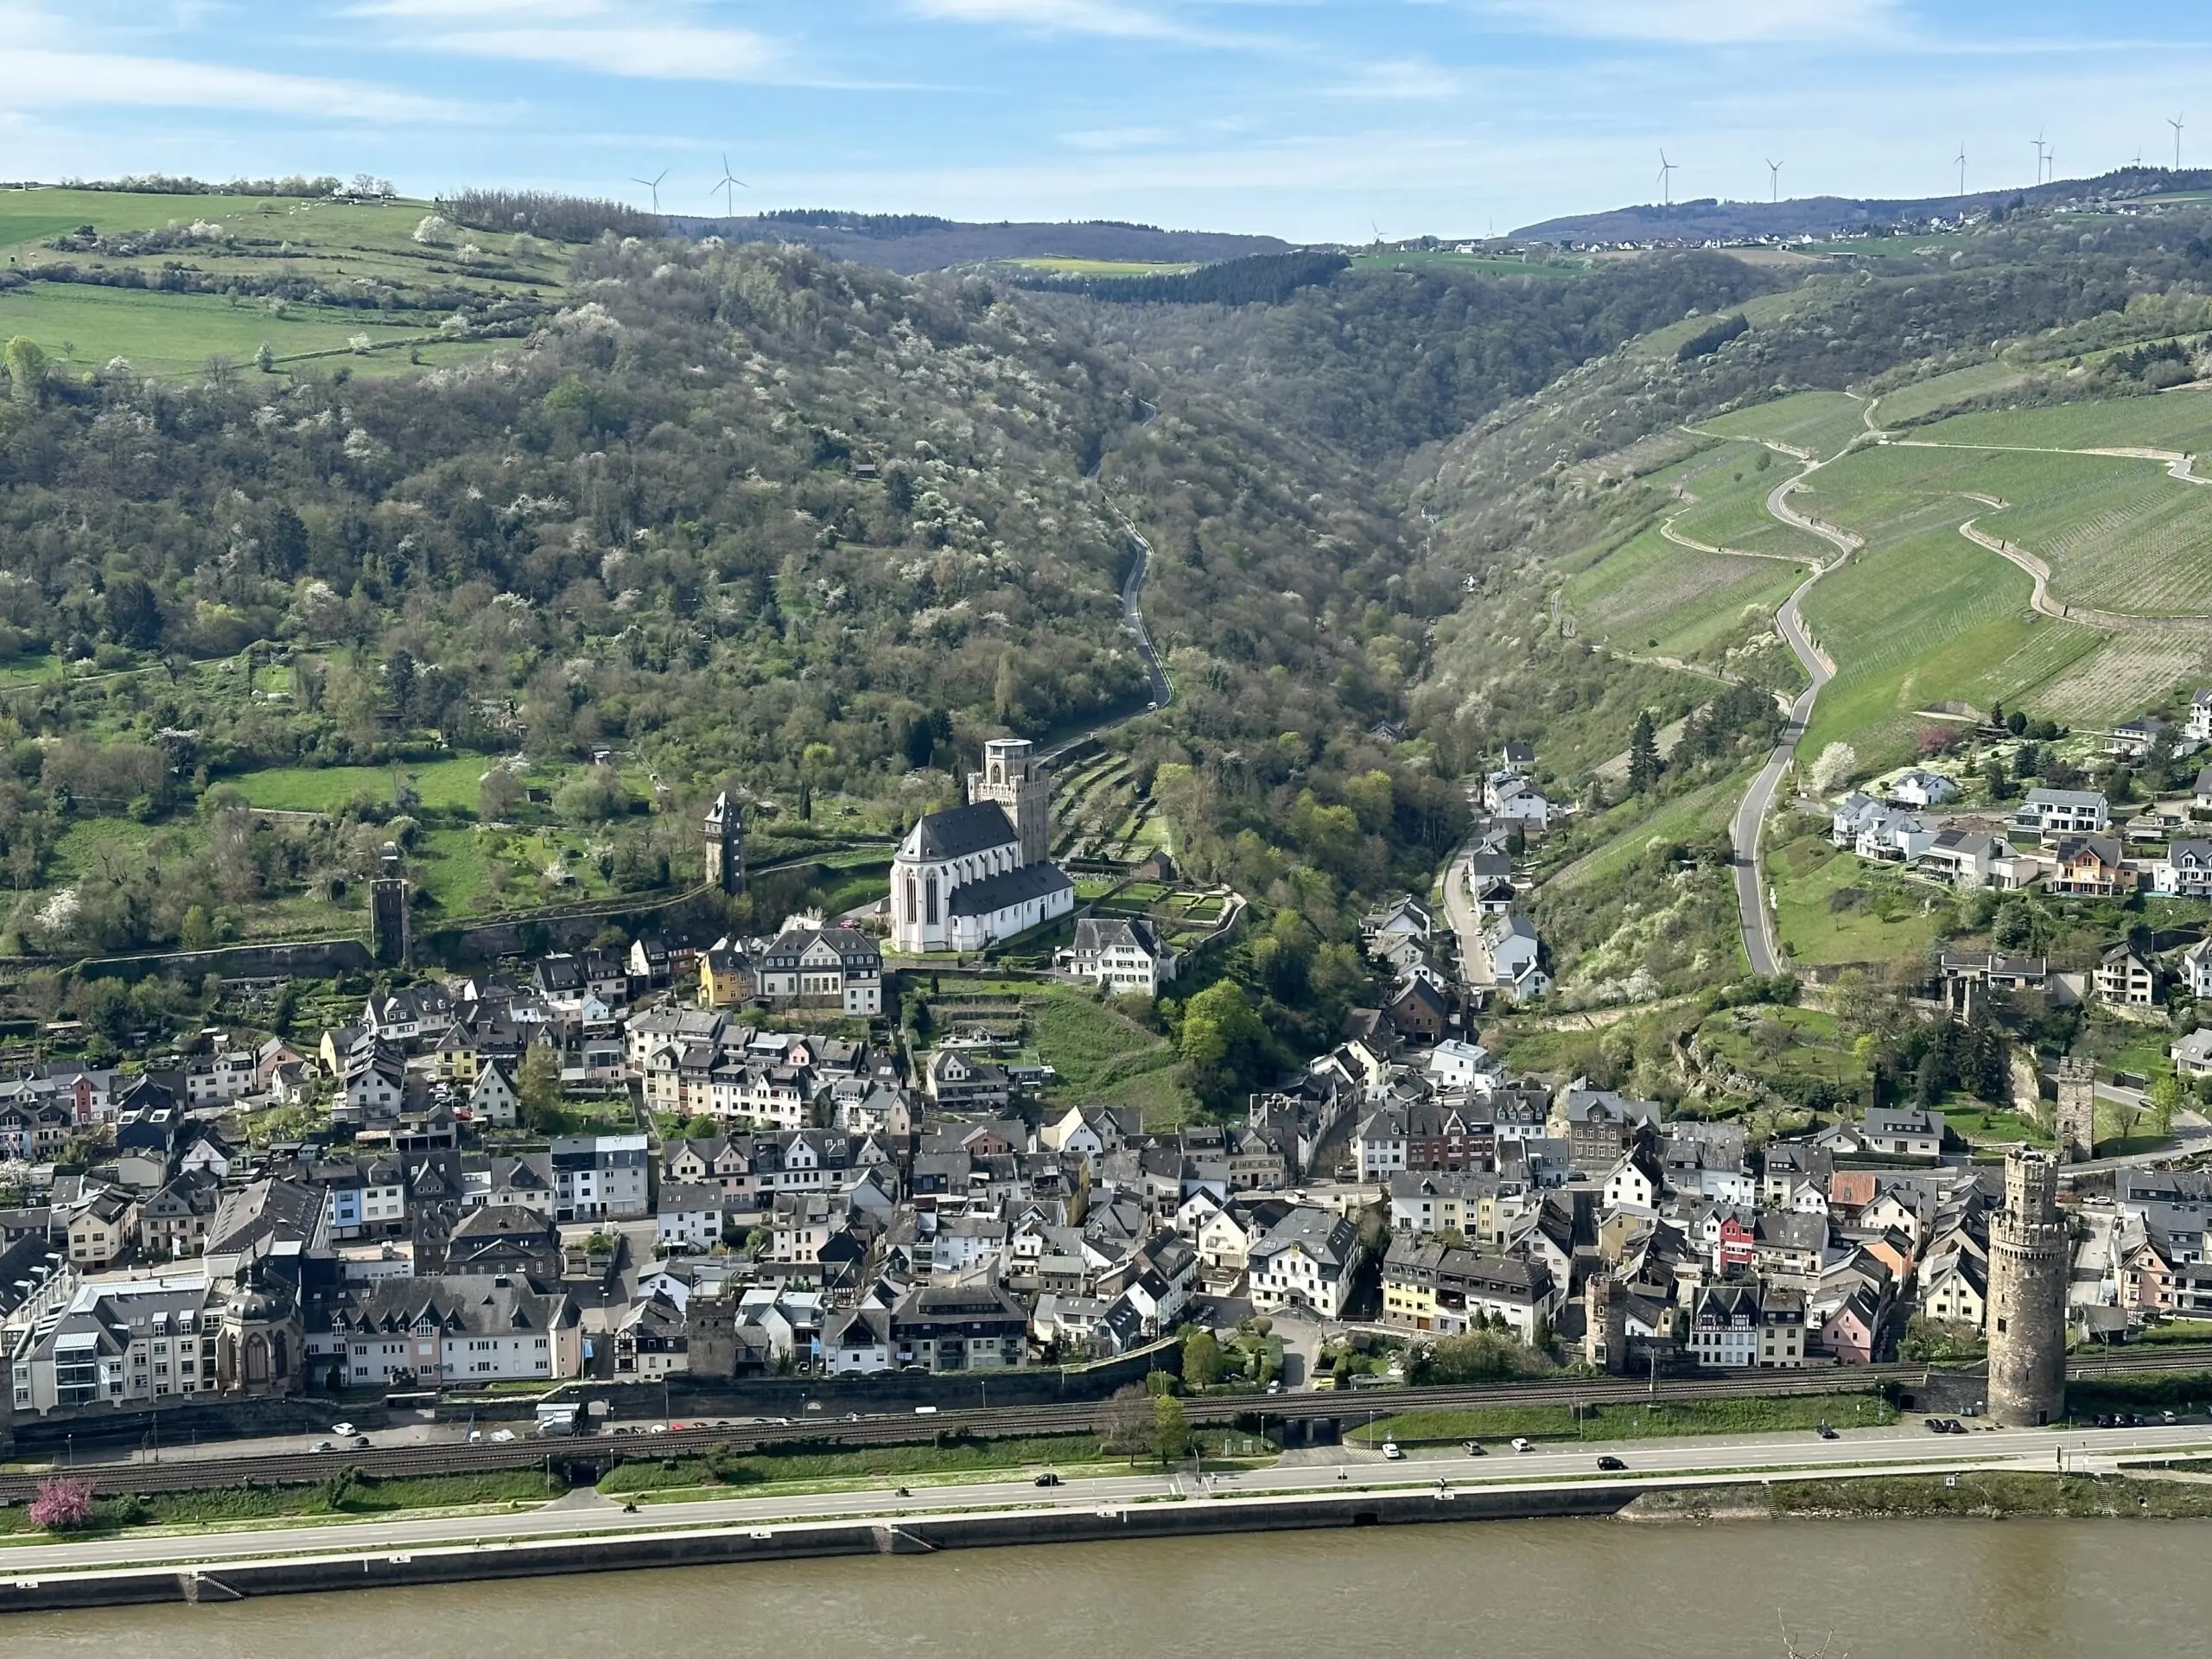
xmin=665 ymin=209 xmax=1287 ymax=274
xmin=1514 ymin=167 xmax=2212 ymax=245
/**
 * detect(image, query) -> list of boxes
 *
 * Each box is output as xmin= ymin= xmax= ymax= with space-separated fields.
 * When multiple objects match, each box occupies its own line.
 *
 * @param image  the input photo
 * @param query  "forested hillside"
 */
xmin=12 ymin=183 xmax=2212 ymax=1096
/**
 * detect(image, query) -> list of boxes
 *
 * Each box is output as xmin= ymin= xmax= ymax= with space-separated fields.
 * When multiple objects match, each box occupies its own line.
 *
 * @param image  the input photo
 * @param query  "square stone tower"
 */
xmin=703 ymin=791 xmax=745 ymax=895
xmin=2054 ymin=1056 xmax=2096 ymax=1163
xmin=968 ymin=737 xmax=1051 ymax=868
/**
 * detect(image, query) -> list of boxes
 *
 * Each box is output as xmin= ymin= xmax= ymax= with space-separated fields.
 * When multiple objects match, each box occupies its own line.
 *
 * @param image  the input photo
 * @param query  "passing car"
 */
xmin=308 ymin=1440 xmax=336 ymax=1453
xmin=351 ymin=1435 xmax=371 ymax=1449
xmin=1033 ymin=1471 xmax=1062 ymax=1487
xmin=1596 ymin=1455 xmax=1626 ymax=1471
xmin=646 ymin=1424 xmax=668 ymax=1436
xmin=1510 ymin=1438 xmax=1535 ymax=1453
xmin=1462 ymin=1440 xmax=1486 ymax=1457
xmin=491 ymin=1428 xmax=517 ymax=1443
xmin=1381 ymin=1442 xmax=1404 ymax=1461
xmin=1815 ymin=1424 xmax=1839 ymax=1440
xmin=330 ymin=1422 xmax=358 ymax=1437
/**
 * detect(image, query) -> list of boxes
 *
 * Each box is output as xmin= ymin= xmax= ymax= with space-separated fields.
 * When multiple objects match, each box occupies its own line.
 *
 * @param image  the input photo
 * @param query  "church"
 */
xmin=890 ymin=738 xmax=1075 ymax=953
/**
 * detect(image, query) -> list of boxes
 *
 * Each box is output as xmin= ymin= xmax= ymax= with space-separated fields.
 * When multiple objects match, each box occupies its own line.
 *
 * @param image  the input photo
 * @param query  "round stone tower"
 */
xmin=1986 ymin=1146 xmax=2068 ymax=1427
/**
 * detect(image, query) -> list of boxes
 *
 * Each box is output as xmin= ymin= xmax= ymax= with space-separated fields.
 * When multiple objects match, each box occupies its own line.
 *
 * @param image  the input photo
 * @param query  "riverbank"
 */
xmin=9 ymin=1464 xmax=2212 ymax=1617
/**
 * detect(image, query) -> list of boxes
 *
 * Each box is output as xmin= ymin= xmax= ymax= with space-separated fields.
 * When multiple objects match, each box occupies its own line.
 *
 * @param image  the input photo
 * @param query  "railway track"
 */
xmin=8 ymin=1346 xmax=2207 ymax=1503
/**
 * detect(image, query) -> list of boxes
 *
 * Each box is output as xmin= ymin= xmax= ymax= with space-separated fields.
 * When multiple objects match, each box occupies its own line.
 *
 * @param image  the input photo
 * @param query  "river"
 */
xmin=11 ymin=1518 xmax=2211 ymax=1656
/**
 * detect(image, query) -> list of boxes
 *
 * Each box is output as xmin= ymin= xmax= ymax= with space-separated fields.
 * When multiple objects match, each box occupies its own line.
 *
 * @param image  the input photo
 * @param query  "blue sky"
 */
xmin=6 ymin=2 xmax=2211 ymax=239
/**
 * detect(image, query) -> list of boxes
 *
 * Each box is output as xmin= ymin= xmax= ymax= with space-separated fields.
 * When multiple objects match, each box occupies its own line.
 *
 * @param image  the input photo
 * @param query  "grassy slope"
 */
xmin=1910 ymin=386 xmax=2212 ymax=454
xmin=0 ymin=187 xmax=569 ymax=376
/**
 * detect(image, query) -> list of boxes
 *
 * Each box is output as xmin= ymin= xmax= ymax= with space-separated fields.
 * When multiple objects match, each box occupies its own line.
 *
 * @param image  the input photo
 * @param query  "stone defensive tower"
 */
xmin=1986 ymin=1146 xmax=2068 ymax=1427
xmin=1583 ymin=1272 xmax=1629 ymax=1375
xmin=968 ymin=737 xmax=1051 ymax=868
xmin=703 ymin=791 xmax=745 ymax=896
xmin=369 ymin=841 xmax=410 ymax=967
xmin=2054 ymin=1056 xmax=2097 ymax=1163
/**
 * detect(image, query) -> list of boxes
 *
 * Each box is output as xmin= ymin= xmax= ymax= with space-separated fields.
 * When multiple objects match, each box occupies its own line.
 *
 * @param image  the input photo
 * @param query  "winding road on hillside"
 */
xmin=1727 ymin=455 xmax=1861 ymax=976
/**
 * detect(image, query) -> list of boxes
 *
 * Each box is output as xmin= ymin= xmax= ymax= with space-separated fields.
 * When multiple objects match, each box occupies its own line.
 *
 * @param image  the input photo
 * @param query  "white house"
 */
xmin=1057 ymin=917 xmax=1177 ymax=997
xmin=1247 ymin=1207 xmax=1363 ymax=1319
xmin=2155 ymin=840 xmax=2212 ymax=899
xmin=468 ymin=1061 xmax=518 ymax=1128
xmin=756 ymin=924 xmax=883 ymax=1015
xmin=1888 ymin=769 xmax=1960 ymax=809
xmin=1426 ymin=1039 xmax=1503 ymax=1094
xmin=656 ymin=1184 xmax=728 ymax=1253
xmin=2183 ymin=938 xmax=2212 ymax=1001
xmin=2014 ymin=787 xmax=2109 ymax=842
xmin=1483 ymin=771 xmax=1553 ymax=828
xmin=2174 ymin=1029 xmax=2212 ymax=1080
xmin=1478 ymin=914 xmax=1548 ymax=1002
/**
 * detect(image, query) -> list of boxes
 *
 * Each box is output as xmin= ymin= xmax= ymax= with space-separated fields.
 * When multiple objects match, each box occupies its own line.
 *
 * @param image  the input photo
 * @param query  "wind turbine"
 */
xmin=2172 ymin=114 xmax=2187 ymax=172
xmin=1955 ymin=143 xmax=1967 ymax=198
xmin=2045 ymin=146 xmax=2056 ymax=184
xmin=713 ymin=153 xmax=748 ymax=218
xmin=1656 ymin=149 xmax=1679 ymax=207
xmin=2032 ymin=130 xmax=2045 ymax=186
xmin=1766 ymin=158 xmax=1783 ymax=204
xmin=631 ymin=168 xmax=669 ymax=213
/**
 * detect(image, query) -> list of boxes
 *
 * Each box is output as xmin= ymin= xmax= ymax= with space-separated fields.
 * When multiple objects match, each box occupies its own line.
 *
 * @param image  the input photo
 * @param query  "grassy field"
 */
xmin=0 ymin=185 xmax=568 ymax=378
xmin=1701 ymin=389 xmax=1869 ymax=461
xmin=219 ymin=755 xmax=519 ymax=814
xmin=1770 ymin=827 xmax=1943 ymax=967
xmin=1010 ymin=257 xmax=1200 ymax=277
xmin=916 ymin=979 xmax=1198 ymax=1126
xmin=1695 ymin=1002 xmax=1869 ymax=1094
xmin=1351 ymin=1392 xmax=1895 ymax=1446
xmin=1351 ymin=250 xmax=1582 ymax=277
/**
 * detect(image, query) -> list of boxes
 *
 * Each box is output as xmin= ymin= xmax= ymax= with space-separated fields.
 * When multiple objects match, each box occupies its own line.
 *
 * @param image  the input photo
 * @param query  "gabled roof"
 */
xmin=900 ymin=801 xmax=1019 ymax=861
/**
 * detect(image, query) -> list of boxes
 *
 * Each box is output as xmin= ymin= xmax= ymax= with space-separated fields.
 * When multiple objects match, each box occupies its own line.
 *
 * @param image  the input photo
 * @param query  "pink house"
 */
xmin=1819 ymin=1285 xmax=1884 ymax=1364
xmin=1716 ymin=1215 xmax=1756 ymax=1274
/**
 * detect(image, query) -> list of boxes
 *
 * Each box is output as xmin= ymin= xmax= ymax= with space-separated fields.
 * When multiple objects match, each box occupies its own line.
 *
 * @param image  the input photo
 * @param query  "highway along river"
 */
xmin=13 ymin=1518 xmax=2212 ymax=1656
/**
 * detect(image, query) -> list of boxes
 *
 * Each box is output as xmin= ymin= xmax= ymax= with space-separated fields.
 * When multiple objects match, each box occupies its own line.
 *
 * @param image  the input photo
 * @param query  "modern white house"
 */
xmin=1887 ymin=769 xmax=1961 ymax=809
xmin=2014 ymin=787 xmax=2109 ymax=843
xmin=1478 ymin=914 xmax=1548 ymax=1003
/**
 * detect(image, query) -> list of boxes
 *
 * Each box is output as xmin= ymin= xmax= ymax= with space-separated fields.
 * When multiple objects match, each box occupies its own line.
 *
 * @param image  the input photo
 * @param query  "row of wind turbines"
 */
xmin=628 ymin=155 xmax=750 ymax=217
xmin=1652 ymin=118 xmax=2190 ymax=209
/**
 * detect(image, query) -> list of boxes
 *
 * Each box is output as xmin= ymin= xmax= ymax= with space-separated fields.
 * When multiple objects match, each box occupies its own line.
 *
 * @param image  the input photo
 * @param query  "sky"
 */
xmin=5 ymin=2 xmax=2212 ymax=241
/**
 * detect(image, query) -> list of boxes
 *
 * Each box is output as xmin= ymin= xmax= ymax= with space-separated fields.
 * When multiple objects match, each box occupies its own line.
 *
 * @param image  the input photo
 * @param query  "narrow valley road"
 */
xmin=1731 ymin=464 xmax=1859 ymax=976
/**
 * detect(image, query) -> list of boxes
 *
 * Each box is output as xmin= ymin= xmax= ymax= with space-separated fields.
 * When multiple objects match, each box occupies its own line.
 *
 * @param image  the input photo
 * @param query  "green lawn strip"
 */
xmin=2064 ymin=1370 xmax=2212 ymax=1415
xmin=0 ymin=1468 xmax=559 ymax=1539
xmin=1348 ymin=1392 xmax=1897 ymax=1447
xmin=597 ymin=1433 xmax=1265 ymax=1497
xmin=2134 ymin=1322 xmax=2212 ymax=1347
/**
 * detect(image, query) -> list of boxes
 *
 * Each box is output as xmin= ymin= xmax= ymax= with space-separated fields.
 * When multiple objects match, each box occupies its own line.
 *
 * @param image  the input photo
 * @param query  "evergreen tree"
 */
xmin=1626 ymin=709 xmax=1661 ymax=793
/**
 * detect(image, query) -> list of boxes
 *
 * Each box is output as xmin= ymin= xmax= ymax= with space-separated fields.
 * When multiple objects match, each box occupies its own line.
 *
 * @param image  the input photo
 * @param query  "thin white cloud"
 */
xmin=903 ymin=0 xmax=1253 ymax=46
xmin=1063 ymin=125 xmax=1175 ymax=150
xmin=349 ymin=0 xmax=608 ymax=15
xmin=1325 ymin=58 xmax=1465 ymax=100
xmin=1477 ymin=0 xmax=1905 ymax=47
xmin=3 ymin=48 xmax=466 ymax=121
xmin=423 ymin=23 xmax=786 ymax=79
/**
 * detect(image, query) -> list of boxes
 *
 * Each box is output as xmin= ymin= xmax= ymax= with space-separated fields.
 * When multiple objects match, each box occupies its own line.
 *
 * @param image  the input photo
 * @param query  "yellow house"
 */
xmin=430 ymin=1026 xmax=481 ymax=1082
xmin=698 ymin=942 xmax=754 ymax=1009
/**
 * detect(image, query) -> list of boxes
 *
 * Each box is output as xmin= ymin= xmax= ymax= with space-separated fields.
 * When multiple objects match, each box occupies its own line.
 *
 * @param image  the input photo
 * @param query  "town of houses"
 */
xmin=0 ymin=904 xmax=2083 ymax=1424
xmin=10 ymin=724 xmax=2212 ymax=1430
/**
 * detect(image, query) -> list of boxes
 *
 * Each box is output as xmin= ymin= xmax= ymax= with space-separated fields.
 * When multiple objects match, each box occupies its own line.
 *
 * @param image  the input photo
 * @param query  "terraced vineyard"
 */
xmin=1667 ymin=445 xmax=1834 ymax=563
xmin=1908 ymin=387 xmax=2212 ymax=454
xmin=1979 ymin=454 xmax=2212 ymax=614
xmin=1566 ymin=519 xmax=1803 ymax=665
xmin=1700 ymin=389 xmax=1869 ymax=461
xmin=1872 ymin=359 xmax=2037 ymax=426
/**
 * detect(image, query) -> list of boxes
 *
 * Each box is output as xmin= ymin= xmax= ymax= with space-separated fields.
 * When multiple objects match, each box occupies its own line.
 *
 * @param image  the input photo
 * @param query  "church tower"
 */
xmin=703 ymin=791 xmax=745 ymax=895
xmin=968 ymin=738 xmax=1050 ymax=868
